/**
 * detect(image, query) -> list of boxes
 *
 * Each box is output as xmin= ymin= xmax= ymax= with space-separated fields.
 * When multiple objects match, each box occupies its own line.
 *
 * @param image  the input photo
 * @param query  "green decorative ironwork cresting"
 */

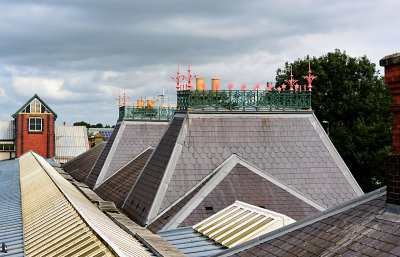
xmin=119 ymin=106 xmax=175 ymax=120
xmin=177 ymin=89 xmax=311 ymax=111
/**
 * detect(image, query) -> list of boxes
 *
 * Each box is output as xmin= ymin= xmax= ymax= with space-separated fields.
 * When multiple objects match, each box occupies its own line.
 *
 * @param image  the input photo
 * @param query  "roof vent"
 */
xmin=2 ymin=242 xmax=7 ymax=253
xmin=205 ymin=206 xmax=214 ymax=214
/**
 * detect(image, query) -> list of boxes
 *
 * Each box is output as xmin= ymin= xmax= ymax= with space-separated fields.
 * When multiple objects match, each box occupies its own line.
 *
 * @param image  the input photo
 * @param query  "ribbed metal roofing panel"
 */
xmin=19 ymin=153 xmax=114 ymax=257
xmin=0 ymin=121 xmax=14 ymax=141
xmin=55 ymin=126 xmax=90 ymax=163
xmin=193 ymin=201 xmax=295 ymax=248
xmin=31 ymin=152 xmax=152 ymax=257
xmin=158 ymin=226 xmax=226 ymax=257
xmin=0 ymin=159 xmax=25 ymax=257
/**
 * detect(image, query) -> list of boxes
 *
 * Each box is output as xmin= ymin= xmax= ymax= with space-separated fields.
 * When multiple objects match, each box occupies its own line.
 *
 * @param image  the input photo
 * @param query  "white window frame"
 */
xmin=29 ymin=117 xmax=42 ymax=132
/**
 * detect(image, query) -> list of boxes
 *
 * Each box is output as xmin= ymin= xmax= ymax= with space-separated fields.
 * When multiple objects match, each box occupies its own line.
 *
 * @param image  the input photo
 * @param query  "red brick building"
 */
xmin=12 ymin=94 xmax=57 ymax=158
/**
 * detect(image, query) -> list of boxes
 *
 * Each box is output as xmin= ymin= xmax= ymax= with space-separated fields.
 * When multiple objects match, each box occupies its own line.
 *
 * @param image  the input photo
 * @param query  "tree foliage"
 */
xmin=276 ymin=49 xmax=392 ymax=192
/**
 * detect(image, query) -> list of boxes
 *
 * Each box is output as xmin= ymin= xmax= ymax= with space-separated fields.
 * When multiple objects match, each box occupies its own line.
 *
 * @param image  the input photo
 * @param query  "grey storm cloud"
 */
xmin=0 ymin=0 xmax=399 ymax=125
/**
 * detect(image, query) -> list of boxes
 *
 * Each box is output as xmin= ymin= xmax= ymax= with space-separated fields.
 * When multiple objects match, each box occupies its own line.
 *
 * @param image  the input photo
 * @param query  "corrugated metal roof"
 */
xmin=0 ymin=121 xmax=14 ymax=141
xmin=29 ymin=151 xmax=152 ymax=256
xmin=0 ymin=159 xmax=25 ymax=257
xmin=19 ymin=152 xmax=115 ymax=256
xmin=158 ymin=227 xmax=226 ymax=257
xmin=193 ymin=201 xmax=295 ymax=248
xmin=55 ymin=126 xmax=89 ymax=163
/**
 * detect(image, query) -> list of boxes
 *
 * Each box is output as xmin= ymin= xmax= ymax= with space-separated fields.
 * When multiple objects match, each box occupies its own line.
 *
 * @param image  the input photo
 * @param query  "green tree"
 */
xmin=276 ymin=49 xmax=392 ymax=192
xmin=73 ymin=121 xmax=91 ymax=128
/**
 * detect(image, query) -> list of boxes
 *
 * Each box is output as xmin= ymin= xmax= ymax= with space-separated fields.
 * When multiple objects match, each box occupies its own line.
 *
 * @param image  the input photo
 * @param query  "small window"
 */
xmin=29 ymin=117 xmax=42 ymax=131
xmin=0 ymin=144 xmax=14 ymax=151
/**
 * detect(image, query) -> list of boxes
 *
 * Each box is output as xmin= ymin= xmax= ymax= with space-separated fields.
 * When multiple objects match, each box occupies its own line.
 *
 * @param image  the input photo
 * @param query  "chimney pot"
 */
xmin=196 ymin=78 xmax=204 ymax=91
xmin=212 ymin=79 xmax=219 ymax=92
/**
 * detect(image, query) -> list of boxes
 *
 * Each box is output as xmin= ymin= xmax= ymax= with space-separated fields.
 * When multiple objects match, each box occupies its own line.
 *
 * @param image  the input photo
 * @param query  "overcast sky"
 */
xmin=0 ymin=0 xmax=398 ymax=126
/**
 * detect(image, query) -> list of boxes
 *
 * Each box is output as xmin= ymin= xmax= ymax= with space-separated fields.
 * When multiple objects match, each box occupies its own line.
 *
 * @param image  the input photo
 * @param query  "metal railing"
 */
xmin=177 ymin=89 xmax=311 ymax=111
xmin=119 ymin=106 xmax=176 ymax=120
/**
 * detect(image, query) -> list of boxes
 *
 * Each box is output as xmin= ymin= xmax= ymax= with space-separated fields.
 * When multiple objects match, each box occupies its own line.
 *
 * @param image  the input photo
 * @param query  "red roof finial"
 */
xmin=115 ymin=90 xmax=121 ymax=107
xmin=182 ymin=59 xmax=197 ymax=90
xmin=303 ymin=60 xmax=317 ymax=91
xmin=284 ymin=65 xmax=298 ymax=92
xmin=123 ymin=90 xmax=129 ymax=106
xmin=171 ymin=63 xmax=182 ymax=91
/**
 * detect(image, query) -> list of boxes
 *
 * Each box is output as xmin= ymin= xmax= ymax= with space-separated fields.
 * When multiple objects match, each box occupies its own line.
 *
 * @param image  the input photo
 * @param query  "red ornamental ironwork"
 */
xmin=241 ymin=84 xmax=246 ymax=90
xmin=303 ymin=60 xmax=317 ymax=91
xmin=285 ymin=65 xmax=298 ymax=92
xmin=171 ymin=63 xmax=182 ymax=91
xmin=181 ymin=59 xmax=197 ymax=91
xmin=228 ymin=83 xmax=233 ymax=90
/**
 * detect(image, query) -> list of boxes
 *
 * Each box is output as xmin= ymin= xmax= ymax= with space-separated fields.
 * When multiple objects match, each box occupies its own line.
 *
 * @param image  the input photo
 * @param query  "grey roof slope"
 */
xmin=61 ymin=142 xmax=105 ymax=182
xmin=0 ymin=159 xmax=24 ymax=256
xmin=86 ymin=120 xmax=168 ymax=188
xmin=94 ymin=147 xmax=153 ymax=209
xmin=86 ymin=123 xmax=121 ymax=187
xmin=217 ymin=187 xmax=400 ymax=257
xmin=122 ymin=114 xmax=186 ymax=225
xmin=124 ymin=111 xmax=363 ymax=226
xmin=148 ymin=157 xmax=323 ymax=232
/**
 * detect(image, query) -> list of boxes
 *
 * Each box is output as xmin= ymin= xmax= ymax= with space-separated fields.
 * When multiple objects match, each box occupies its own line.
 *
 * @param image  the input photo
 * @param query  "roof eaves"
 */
xmin=213 ymin=186 xmax=386 ymax=257
xmin=11 ymin=94 xmax=58 ymax=119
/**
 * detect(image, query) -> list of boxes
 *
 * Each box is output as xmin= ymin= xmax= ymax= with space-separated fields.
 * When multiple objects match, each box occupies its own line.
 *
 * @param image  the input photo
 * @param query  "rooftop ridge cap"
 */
xmin=214 ymin=186 xmax=386 ymax=257
xmin=143 ymin=113 xmax=189 ymax=224
xmin=234 ymin=156 xmax=327 ymax=211
xmin=85 ymin=123 xmax=122 ymax=187
xmin=93 ymin=122 xmax=127 ymax=189
xmin=95 ymin=146 xmax=153 ymax=188
xmin=152 ymin=154 xmax=239 ymax=225
xmin=30 ymin=151 xmax=150 ymax=257
xmin=159 ymin=154 xmax=240 ymax=230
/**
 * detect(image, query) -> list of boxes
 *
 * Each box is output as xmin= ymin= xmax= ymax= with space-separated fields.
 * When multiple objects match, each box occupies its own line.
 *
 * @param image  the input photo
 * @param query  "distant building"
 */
xmin=0 ymin=94 xmax=89 ymax=163
xmin=12 ymin=94 xmax=57 ymax=159
xmin=0 ymin=121 xmax=15 ymax=160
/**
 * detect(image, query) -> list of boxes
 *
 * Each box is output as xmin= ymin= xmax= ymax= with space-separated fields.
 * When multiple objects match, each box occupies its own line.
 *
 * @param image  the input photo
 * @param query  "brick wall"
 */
xmin=381 ymin=53 xmax=400 ymax=212
xmin=15 ymin=113 xmax=55 ymax=158
xmin=381 ymin=53 xmax=400 ymax=154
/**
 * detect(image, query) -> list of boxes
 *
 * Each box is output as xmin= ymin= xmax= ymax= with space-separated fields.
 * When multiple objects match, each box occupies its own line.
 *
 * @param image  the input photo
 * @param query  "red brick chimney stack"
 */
xmin=380 ymin=53 xmax=400 ymax=214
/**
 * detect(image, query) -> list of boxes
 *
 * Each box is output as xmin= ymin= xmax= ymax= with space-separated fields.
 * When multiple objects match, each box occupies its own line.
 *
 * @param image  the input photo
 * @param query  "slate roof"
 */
xmin=61 ymin=142 xmax=105 ymax=182
xmin=148 ymin=157 xmax=322 ymax=233
xmin=122 ymin=114 xmax=186 ymax=225
xmin=0 ymin=159 xmax=24 ymax=257
xmin=124 ymin=111 xmax=362 ymax=226
xmin=86 ymin=123 xmax=121 ymax=188
xmin=55 ymin=126 xmax=90 ymax=163
xmin=94 ymin=147 xmax=153 ymax=209
xmin=86 ymin=120 xmax=168 ymax=188
xmin=217 ymin=187 xmax=400 ymax=257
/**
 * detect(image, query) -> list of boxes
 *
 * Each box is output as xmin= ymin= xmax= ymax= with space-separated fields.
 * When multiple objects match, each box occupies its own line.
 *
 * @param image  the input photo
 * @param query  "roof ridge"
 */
xmin=159 ymin=154 xmax=326 ymax=230
xmin=95 ymin=146 xmax=154 ymax=188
